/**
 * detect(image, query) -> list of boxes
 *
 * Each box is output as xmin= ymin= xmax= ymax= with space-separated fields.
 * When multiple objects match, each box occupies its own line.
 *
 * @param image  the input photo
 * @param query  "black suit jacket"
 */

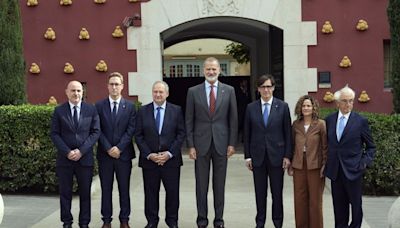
xmin=244 ymin=98 xmax=292 ymax=167
xmin=95 ymin=98 xmax=136 ymax=161
xmin=324 ymin=111 xmax=375 ymax=181
xmin=135 ymin=102 xmax=186 ymax=168
xmin=51 ymin=102 xmax=100 ymax=167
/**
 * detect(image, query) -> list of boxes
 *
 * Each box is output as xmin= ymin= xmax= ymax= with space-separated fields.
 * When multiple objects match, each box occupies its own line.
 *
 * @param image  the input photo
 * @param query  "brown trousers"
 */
xmin=293 ymin=158 xmax=325 ymax=228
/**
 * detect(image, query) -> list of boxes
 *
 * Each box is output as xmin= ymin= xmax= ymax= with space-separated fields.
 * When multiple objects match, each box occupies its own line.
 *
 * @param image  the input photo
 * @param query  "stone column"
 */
xmin=388 ymin=196 xmax=400 ymax=228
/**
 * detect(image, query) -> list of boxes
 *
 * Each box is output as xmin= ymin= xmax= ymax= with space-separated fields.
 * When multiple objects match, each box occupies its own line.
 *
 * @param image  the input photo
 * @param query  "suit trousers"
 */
xmin=252 ymin=154 xmax=284 ymax=228
xmin=142 ymin=166 xmax=181 ymax=227
xmin=293 ymin=157 xmax=324 ymax=228
xmin=98 ymin=157 xmax=132 ymax=223
xmin=331 ymin=164 xmax=363 ymax=228
xmin=56 ymin=164 xmax=93 ymax=226
xmin=195 ymin=142 xmax=227 ymax=227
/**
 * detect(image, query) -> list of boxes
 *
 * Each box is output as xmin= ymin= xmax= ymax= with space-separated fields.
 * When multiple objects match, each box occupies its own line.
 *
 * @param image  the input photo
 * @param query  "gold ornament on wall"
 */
xmin=96 ymin=60 xmax=108 ymax=72
xmin=94 ymin=0 xmax=106 ymax=3
xmin=321 ymin=21 xmax=333 ymax=34
xmin=47 ymin=96 xmax=58 ymax=106
xmin=64 ymin=63 xmax=74 ymax=74
xmin=60 ymin=0 xmax=72 ymax=5
xmin=128 ymin=0 xmax=138 ymax=2
xmin=339 ymin=56 xmax=351 ymax=68
xmin=79 ymin=28 xmax=90 ymax=40
xmin=356 ymin=19 xmax=368 ymax=31
xmin=112 ymin=26 xmax=124 ymax=38
xmin=27 ymin=0 xmax=39 ymax=7
xmin=44 ymin=28 xmax=56 ymax=40
xmin=29 ymin=63 xmax=40 ymax=74
xmin=323 ymin=91 xmax=334 ymax=103
xmin=358 ymin=90 xmax=370 ymax=103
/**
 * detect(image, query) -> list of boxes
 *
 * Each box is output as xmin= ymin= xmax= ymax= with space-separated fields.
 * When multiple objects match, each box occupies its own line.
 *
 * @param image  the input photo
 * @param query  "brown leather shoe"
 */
xmin=120 ymin=222 xmax=130 ymax=228
xmin=102 ymin=223 xmax=111 ymax=228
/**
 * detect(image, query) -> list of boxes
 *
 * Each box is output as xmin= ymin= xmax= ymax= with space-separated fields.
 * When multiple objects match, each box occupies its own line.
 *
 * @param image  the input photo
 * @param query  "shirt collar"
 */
xmin=260 ymin=97 xmax=273 ymax=106
xmin=153 ymin=101 xmax=166 ymax=110
xmin=109 ymin=96 xmax=122 ymax=104
xmin=205 ymin=80 xmax=219 ymax=88
xmin=69 ymin=101 xmax=81 ymax=109
xmin=338 ymin=111 xmax=351 ymax=120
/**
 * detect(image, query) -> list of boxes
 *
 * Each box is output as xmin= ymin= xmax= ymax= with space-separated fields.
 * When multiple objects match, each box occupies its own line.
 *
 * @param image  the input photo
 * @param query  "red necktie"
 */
xmin=209 ymin=85 xmax=216 ymax=115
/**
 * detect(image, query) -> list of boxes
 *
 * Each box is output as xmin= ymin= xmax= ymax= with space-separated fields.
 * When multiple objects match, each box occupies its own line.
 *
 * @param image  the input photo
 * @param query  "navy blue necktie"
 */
xmin=73 ymin=106 xmax=79 ymax=129
xmin=155 ymin=107 xmax=161 ymax=134
xmin=263 ymin=103 xmax=269 ymax=127
xmin=112 ymin=101 xmax=117 ymax=124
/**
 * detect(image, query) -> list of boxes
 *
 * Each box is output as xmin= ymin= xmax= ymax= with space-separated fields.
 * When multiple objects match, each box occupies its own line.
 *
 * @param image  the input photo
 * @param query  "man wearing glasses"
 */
xmin=324 ymin=85 xmax=375 ymax=228
xmin=243 ymin=74 xmax=292 ymax=228
xmin=95 ymin=72 xmax=137 ymax=228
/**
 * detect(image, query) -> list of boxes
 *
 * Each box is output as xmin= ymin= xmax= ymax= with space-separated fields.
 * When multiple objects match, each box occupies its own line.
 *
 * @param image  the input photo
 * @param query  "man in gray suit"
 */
xmin=185 ymin=57 xmax=238 ymax=228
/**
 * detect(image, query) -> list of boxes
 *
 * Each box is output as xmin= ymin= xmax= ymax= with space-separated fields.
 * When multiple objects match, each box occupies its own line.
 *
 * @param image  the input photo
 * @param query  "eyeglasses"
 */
xmin=109 ymin=83 xmax=121 ymax=87
xmin=259 ymin=85 xmax=274 ymax=89
xmin=339 ymin=99 xmax=354 ymax=104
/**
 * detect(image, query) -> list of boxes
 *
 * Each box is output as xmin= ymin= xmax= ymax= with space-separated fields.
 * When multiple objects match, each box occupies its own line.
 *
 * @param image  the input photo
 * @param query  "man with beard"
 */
xmin=185 ymin=57 xmax=238 ymax=228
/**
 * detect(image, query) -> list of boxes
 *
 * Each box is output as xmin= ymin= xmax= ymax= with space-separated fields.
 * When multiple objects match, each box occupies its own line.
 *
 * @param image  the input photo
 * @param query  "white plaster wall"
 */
xmin=127 ymin=0 xmax=317 ymax=111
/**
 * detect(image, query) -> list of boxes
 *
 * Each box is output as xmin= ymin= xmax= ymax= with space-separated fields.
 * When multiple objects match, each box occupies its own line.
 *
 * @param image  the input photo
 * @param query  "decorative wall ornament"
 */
xmin=94 ymin=0 xmax=106 ymax=4
xmin=128 ymin=0 xmax=138 ymax=2
xmin=112 ymin=26 xmax=124 ymax=38
xmin=321 ymin=21 xmax=333 ymax=34
xmin=96 ymin=60 xmax=108 ymax=72
xmin=64 ymin=63 xmax=74 ymax=74
xmin=356 ymin=19 xmax=368 ymax=31
xmin=44 ymin=28 xmax=56 ymax=40
xmin=27 ymin=0 xmax=39 ymax=7
xmin=47 ymin=96 xmax=58 ymax=105
xmin=323 ymin=91 xmax=334 ymax=103
xmin=60 ymin=0 xmax=72 ymax=6
xmin=29 ymin=63 xmax=40 ymax=74
xmin=358 ymin=90 xmax=370 ymax=102
xmin=201 ymin=0 xmax=240 ymax=16
xmin=79 ymin=28 xmax=90 ymax=40
xmin=339 ymin=56 xmax=351 ymax=68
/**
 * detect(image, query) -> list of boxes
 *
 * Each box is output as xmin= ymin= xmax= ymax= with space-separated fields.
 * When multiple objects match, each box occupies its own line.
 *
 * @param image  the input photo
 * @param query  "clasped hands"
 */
xmin=108 ymin=146 xmax=121 ymax=159
xmin=149 ymin=151 xmax=170 ymax=166
xmin=67 ymin=149 xmax=82 ymax=161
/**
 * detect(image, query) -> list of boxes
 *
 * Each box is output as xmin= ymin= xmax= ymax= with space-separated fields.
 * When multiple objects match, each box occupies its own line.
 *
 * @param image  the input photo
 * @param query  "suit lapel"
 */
xmin=215 ymin=82 xmax=225 ymax=113
xmin=255 ymin=100 xmax=265 ymax=128
xmin=148 ymin=104 xmax=159 ymax=134
xmin=199 ymin=83 xmax=209 ymax=114
xmin=103 ymin=99 xmax=112 ymax=126
xmin=115 ymin=98 xmax=126 ymax=125
xmin=266 ymin=99 xmax=279 ymax=128
xmin=64 ymin=103 xmax=75 ymax=131
xmin=340 ymin=112 xmax=354 ymax=141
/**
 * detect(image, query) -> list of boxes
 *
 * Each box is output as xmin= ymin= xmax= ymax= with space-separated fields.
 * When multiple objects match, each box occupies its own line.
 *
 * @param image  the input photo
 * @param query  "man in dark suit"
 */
xmin=51 ymin=80 xmax=100 ymax=228
xmin=325 ymin=85 xmax=375 ymax=228
xmin=185 ymin=57 xmax=238 ymax=228
xmin=95 ymin=72 xmax=136 ymax=228
xmin=244 ymin=74 xmax=292 ymax=228
xmin=135 ymin=81 xmax=186 ymax=228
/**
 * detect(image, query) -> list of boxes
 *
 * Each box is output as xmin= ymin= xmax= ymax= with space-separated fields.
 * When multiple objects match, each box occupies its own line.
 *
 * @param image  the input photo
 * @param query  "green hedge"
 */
xmin=0 ymin=105 xmax=57 ymax=192
xmin=320 ymin=108 xmax=400 ymax=196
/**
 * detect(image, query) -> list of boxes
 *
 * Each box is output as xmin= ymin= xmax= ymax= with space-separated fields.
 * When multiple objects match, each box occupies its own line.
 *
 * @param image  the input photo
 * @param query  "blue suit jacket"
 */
xmin=324 ymin=111 xmax=376 ymax=181
xmin=244 ymin=98 xmax=292 ymax=167
xmin=95 ymin=98 xmax=136 ymax=161
xmin=135 ymin=102 xmax=186 ymax=169
xmin=51 ymin=102 xmax=100 ymax=167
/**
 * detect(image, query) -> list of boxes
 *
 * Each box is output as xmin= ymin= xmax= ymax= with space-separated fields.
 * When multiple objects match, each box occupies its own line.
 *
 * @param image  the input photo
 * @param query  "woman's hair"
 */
xmin=294 ymin=95 xmax=320 ymax=120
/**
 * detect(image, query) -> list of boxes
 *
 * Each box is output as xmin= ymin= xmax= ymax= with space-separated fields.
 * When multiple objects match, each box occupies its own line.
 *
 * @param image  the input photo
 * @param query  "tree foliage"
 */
xmin=225 ymin=42 xmax=250 ymax=64
xmin=388 ymin=0 xmax=400 ymax=113
xmin=0 ymin=0 xmax=26 ymax=105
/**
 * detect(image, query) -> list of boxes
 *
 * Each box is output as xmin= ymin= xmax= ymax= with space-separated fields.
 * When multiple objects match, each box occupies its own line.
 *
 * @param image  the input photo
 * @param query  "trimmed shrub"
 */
xmin=320 ymin=108 xmax=400 ymax=196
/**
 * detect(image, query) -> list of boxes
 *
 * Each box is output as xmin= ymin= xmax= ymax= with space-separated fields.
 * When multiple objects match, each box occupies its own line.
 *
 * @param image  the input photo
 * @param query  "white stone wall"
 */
xmin=127 ymin=0 xmax=317 ymax=111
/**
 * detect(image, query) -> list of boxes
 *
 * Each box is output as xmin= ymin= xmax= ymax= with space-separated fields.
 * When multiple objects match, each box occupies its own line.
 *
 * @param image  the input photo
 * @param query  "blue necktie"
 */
xmin=337 ymin=116 xmax=345 ymax=140
xmin=155 ymin=107 xmax=161 ymax=134
xmin=112 ymin=101 xmax=117 ymax=124
xmin=263 ymin=103 xmax=269 ymax=127
xmin=73 ymin=106 xmax=79 ymax=129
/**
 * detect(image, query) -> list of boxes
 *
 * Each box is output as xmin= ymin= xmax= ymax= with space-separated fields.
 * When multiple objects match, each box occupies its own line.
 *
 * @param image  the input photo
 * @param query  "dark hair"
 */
xmin=294 ymin=95 xmax=320 ymax=120
xmin=257 ymin=74 xmax=275 ymax=87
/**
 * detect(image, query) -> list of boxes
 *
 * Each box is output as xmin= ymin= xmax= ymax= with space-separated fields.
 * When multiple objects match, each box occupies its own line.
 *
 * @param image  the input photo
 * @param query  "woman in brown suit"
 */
xmin=289 ymin=95 xmax=327 ymax=228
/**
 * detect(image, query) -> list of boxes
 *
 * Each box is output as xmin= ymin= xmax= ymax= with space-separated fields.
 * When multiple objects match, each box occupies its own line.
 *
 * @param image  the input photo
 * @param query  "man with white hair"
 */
xmin=324 ymin=85 xmax=376 ymax=228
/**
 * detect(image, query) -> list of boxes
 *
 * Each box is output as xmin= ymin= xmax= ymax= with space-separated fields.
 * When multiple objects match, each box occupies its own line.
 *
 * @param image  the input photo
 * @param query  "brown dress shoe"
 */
xmin=120 ymin=222 xmax=130 ymax=228
xmin=102 ymin=223 xmax=111 ymax=228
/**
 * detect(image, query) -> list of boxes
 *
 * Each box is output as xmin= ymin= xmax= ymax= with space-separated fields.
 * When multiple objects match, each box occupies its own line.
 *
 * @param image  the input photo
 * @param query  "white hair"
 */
xmin=152 ymin=80 xmax=169 ymax=92
xmin=334 ymin=85 xmax=355 ymax=101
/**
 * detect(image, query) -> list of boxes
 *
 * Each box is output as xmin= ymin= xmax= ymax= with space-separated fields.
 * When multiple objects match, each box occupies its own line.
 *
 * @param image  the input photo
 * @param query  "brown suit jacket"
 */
xmin=291 ymin=119 xmax=328 ymax=170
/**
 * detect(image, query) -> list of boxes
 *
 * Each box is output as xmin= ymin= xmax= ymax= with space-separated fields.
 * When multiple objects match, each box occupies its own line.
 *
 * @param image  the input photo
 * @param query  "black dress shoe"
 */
xmin=169 ymin=225 xmax=178 ymax=228
xmin=198 ymin=226 xmax=207 ymax=228
xmin=214 ymin=225 xmax=224 ymax=228
xmin=144 ymin=224 xmax=157 ymax=228
xmin=79 ymin=225 xmax=89 ymax=228
xmin=63 ymin=225 xmax=72 ymax=228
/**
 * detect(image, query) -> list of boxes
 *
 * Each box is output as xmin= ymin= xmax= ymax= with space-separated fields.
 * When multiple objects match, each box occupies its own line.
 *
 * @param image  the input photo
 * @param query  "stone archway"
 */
xmin=127 ymin=0 xmax=317 ymax=111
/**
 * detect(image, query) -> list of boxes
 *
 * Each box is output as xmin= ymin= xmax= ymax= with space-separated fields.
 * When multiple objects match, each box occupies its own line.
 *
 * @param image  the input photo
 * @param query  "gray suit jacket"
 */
xmin=185 ymin=81 xmax=238 ymax=156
